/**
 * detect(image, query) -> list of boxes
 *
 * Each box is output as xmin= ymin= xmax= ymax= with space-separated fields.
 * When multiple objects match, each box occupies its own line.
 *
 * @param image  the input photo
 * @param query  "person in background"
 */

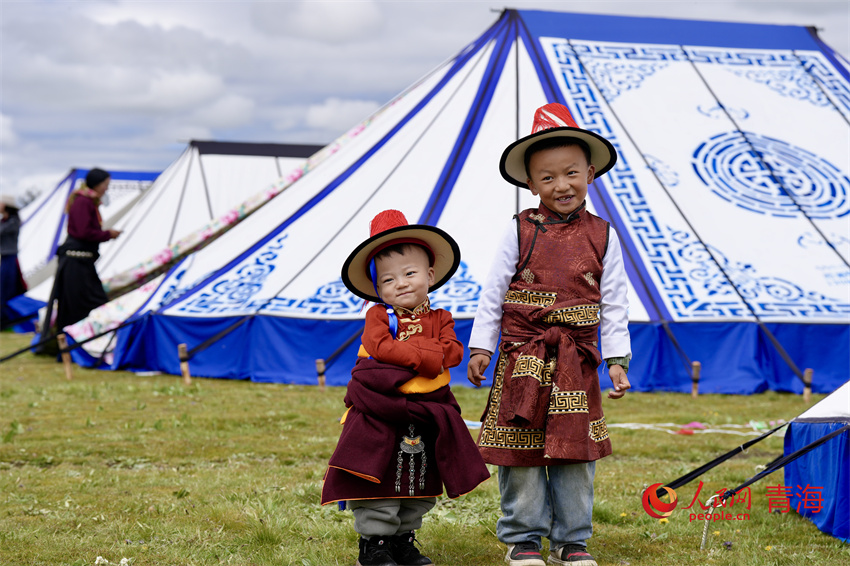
xmin=0 ymin=194 xmax=27 ymax=329
xmin=39 ymin=168 xmax=121 ymax=344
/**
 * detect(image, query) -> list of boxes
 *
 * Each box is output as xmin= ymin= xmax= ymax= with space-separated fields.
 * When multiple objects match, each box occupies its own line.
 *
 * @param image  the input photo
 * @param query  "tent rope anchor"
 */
xmin=699 ymin=494 xmax=721 ymax=550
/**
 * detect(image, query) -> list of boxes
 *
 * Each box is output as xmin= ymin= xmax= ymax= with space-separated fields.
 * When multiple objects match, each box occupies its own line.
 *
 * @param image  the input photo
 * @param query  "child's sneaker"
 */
xmin=505 ymin=542 xmax=546 ymax=566
xmin=357 ymin=536 xmax=398 ymax=566
xmin=391 ymin=531 xmax=433 ymax=566
xmin=548 ymin=544 xmax=597 ymax=566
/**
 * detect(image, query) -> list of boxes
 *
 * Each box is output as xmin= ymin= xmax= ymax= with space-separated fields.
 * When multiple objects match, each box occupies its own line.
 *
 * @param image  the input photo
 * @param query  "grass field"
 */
xmin=1 ymin=332 xmax=847 ymax=566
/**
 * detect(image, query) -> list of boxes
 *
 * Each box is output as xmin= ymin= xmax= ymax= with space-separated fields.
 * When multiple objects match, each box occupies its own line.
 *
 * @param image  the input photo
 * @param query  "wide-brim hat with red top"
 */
xmin=499 ymin=102 xmax=617 ymax=189
xmin=342 ymin=209 xmax=460 ymax=303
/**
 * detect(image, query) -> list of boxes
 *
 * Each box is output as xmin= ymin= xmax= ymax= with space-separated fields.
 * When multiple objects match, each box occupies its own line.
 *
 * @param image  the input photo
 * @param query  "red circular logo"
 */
xmin=642 ymin=483 xmax=678 ymax=518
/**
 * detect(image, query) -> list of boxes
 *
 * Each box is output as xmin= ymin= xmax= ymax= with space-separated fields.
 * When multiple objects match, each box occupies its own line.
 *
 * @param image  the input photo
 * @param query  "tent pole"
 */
xmin=690 ymin=361 xmax=701 ymax=398
xmin=57 ymin=333 xmax=73 ymax=381
xmin=178 ymin=343 xmax=192 ymax=385
xmin=803 ymin=368 xmax=813 ymax=403
xmin=315 ymin=359 xmax=327 ymax=391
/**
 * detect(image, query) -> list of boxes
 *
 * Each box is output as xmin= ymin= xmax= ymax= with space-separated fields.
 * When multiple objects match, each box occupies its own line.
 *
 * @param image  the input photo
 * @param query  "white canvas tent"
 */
xmin=17 ymin=168 xmax=159 ymax=289
xmin=71 ymin=10 xmax=849 ymax=393
xmin=25 ymin=141 xmax=323 ymax=304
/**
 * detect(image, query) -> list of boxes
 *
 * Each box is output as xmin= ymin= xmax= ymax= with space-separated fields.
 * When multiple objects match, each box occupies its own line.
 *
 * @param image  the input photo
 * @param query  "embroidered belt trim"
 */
xmin=512 ymin=355 xmax=554 ymax=386
xmin=589 ymin=417 xmax=609 ymax=443
xmin=548 ymin=390 xmax=589 ymax=414
xmin=504 ymin=289 xmax=556 ymax=307
xmin=64 ymin=250 xmax=95 ymax=258
xmin=481 ymin=354 xmax=544 ymax=450
xmin=542 ymin=304 xmax=600 ymax=327
xmin=479 ymin=425 xmax=545 ymax=450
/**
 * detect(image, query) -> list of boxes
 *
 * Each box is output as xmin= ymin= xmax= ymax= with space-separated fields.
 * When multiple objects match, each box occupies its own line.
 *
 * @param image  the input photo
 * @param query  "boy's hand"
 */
xmin=607 ymin=365 xmax=630 ymax=399
xmin=467 ymin=349 xmax=492 ymax=387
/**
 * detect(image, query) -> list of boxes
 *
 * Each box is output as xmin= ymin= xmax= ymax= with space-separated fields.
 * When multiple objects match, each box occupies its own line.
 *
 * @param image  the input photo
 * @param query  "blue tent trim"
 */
xmin=419 ymin=13 xmax=514 ymax=225
xmin=784 ymin=421 xmax=850 ymax=542
xmin=518 ymin=9 xmax=821 ymax=52
xmin=100 ymin=313 xmax=847 ymax=394
xmin=807 ymin=27 xmax=850 ymax=84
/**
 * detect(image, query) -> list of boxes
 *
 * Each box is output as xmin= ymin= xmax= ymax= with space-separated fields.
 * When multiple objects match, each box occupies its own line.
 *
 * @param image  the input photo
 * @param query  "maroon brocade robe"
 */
xmin=321 ymin=358 xmax=490 ymax=504
xmin=478 ymin=203 xmax=613 ymax=466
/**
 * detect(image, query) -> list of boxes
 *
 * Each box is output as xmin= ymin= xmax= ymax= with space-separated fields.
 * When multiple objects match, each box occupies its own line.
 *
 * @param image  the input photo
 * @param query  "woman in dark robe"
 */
xmin=0 ymin=195 xmax=27 ymax=329
xmin=40 ymin=168 xmax=122 ymax=342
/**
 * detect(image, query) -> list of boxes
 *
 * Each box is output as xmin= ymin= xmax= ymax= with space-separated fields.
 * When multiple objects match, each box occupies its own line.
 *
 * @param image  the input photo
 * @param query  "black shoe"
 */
xmin=548 ymin=544 xmax=597 ymax=566
xmin=391 ymin=532 xmax=433 ymax=566
xmin=357 ymin=536 xmax=398 ymax=566
xmin=506 ymin=542 xmax=545 ymax=566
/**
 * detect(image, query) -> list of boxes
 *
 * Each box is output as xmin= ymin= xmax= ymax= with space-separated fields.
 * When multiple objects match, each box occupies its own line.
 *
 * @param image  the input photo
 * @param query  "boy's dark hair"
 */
xmin=523 ymin=137 xmax=592 ymax=178
xmin=374 ymin=242 xmax=433 ymax=266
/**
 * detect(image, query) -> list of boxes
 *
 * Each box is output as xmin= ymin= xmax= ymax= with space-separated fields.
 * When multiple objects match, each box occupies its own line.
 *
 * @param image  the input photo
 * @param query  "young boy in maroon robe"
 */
xmin=322 ymin=210 xmax=489 ymax=566
xmin=467 ymin=103 xmax=632 ymax=566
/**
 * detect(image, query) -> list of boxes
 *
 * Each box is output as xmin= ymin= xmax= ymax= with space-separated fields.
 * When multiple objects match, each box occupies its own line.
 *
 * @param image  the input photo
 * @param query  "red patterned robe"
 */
xmin=478 ymin=203 xmax=613 ymax=466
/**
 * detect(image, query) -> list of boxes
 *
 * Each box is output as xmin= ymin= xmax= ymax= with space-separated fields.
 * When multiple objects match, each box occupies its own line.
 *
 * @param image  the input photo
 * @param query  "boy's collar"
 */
xmin=536 ymin=200 xmax=587 ymax=223
xmin=392 ymin=297 xmax=431 ymax=318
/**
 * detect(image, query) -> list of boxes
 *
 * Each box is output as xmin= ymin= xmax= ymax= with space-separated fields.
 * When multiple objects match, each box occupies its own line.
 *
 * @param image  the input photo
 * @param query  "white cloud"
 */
xmin=305 ymin=98 xmax=381 ymax=131
xmin=250 ymin=0 xmax=384 ymax=43
xmin=0 ymin=0 xmax=847 ymax=193
xmin=129 ymin=71 xmax=226 ymax=112
xmin=153 ymin=123 xmax=214 ymax=145
xmin=190 ymin=94 xmax=255 ymax=129
xmin=0 ymin=114 xmax=18 ymax=147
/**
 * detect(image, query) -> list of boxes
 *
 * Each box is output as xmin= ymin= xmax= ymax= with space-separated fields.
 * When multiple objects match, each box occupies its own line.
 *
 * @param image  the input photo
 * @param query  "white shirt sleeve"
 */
xmin=599 ymin=226 xmax=632 ymax=360
xmin=468 ymin=220 xmax=518 ymax=354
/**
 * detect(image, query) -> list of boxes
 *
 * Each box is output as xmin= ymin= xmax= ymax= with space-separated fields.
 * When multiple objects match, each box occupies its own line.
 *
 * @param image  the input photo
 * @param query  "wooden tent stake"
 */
xmin=802 ymin=368 xmax=813 ymax=404
xmin=178 ymin=343 xmax=192 ymax=385
xmin=691 ymin=361 xmax=702 ymax=398
xmin=315 ymin=359 xmax=326 ymax=391
xmin=57 ymin=333 xmax=73 ymax=381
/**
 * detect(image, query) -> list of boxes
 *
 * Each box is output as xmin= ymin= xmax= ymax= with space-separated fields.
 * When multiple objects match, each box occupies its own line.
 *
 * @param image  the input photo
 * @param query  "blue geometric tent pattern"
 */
xmin=96 ymin=10 xmax=848 ymax=393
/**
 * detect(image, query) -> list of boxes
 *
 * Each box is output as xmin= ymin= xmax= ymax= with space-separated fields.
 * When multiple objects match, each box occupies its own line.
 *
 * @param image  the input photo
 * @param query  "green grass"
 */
xmin=1 ymin=332 xmax=847 ymax=565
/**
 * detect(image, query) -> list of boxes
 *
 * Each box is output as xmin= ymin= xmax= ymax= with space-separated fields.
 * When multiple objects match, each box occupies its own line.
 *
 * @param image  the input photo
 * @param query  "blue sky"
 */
xmin=1 ymin=0 xmax=848 ymax=199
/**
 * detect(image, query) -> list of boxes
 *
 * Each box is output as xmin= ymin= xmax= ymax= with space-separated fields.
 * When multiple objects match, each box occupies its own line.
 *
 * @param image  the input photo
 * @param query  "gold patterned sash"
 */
xmin=543 ymin=304 xmax=600 ymax=327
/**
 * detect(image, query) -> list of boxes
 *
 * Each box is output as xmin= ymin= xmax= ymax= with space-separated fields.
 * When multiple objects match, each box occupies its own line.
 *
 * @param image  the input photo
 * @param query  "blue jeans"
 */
xmin=497 ymin=463 xmax=595 ymax=552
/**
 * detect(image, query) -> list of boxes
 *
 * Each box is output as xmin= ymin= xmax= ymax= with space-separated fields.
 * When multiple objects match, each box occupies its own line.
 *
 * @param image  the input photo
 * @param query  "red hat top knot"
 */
xmin=531 ymin=103 xmax=580 ymax=133
xmin=369 ymin=209 xmax=409 ymax=237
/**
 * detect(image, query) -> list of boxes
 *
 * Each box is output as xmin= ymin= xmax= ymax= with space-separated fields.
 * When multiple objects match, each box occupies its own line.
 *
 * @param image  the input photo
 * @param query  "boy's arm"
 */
xmin=437 ymin=311 xmax=464 ymax=370
xmin=362 ymin=306 xmax=444 ymax=377
xmin=599 ymin=227 xmax=632 ymax=399
xmin=467 ymin=221 xmax=518 ymax=386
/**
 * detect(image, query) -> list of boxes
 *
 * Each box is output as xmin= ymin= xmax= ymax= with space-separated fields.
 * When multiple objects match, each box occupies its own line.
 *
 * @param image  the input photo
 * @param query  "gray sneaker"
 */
xmin=506 ymin=542 xmax=546 ymax=566
xmin=548 ymin=544 xmax=597 ymax=566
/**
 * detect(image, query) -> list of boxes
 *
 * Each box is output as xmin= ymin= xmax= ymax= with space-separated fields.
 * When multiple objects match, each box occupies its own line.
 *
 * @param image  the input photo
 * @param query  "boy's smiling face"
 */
xmin=526 ymin=144 xmax=595 ymax=217
xmin=374 ymin=245 xmax=435 ymax=310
